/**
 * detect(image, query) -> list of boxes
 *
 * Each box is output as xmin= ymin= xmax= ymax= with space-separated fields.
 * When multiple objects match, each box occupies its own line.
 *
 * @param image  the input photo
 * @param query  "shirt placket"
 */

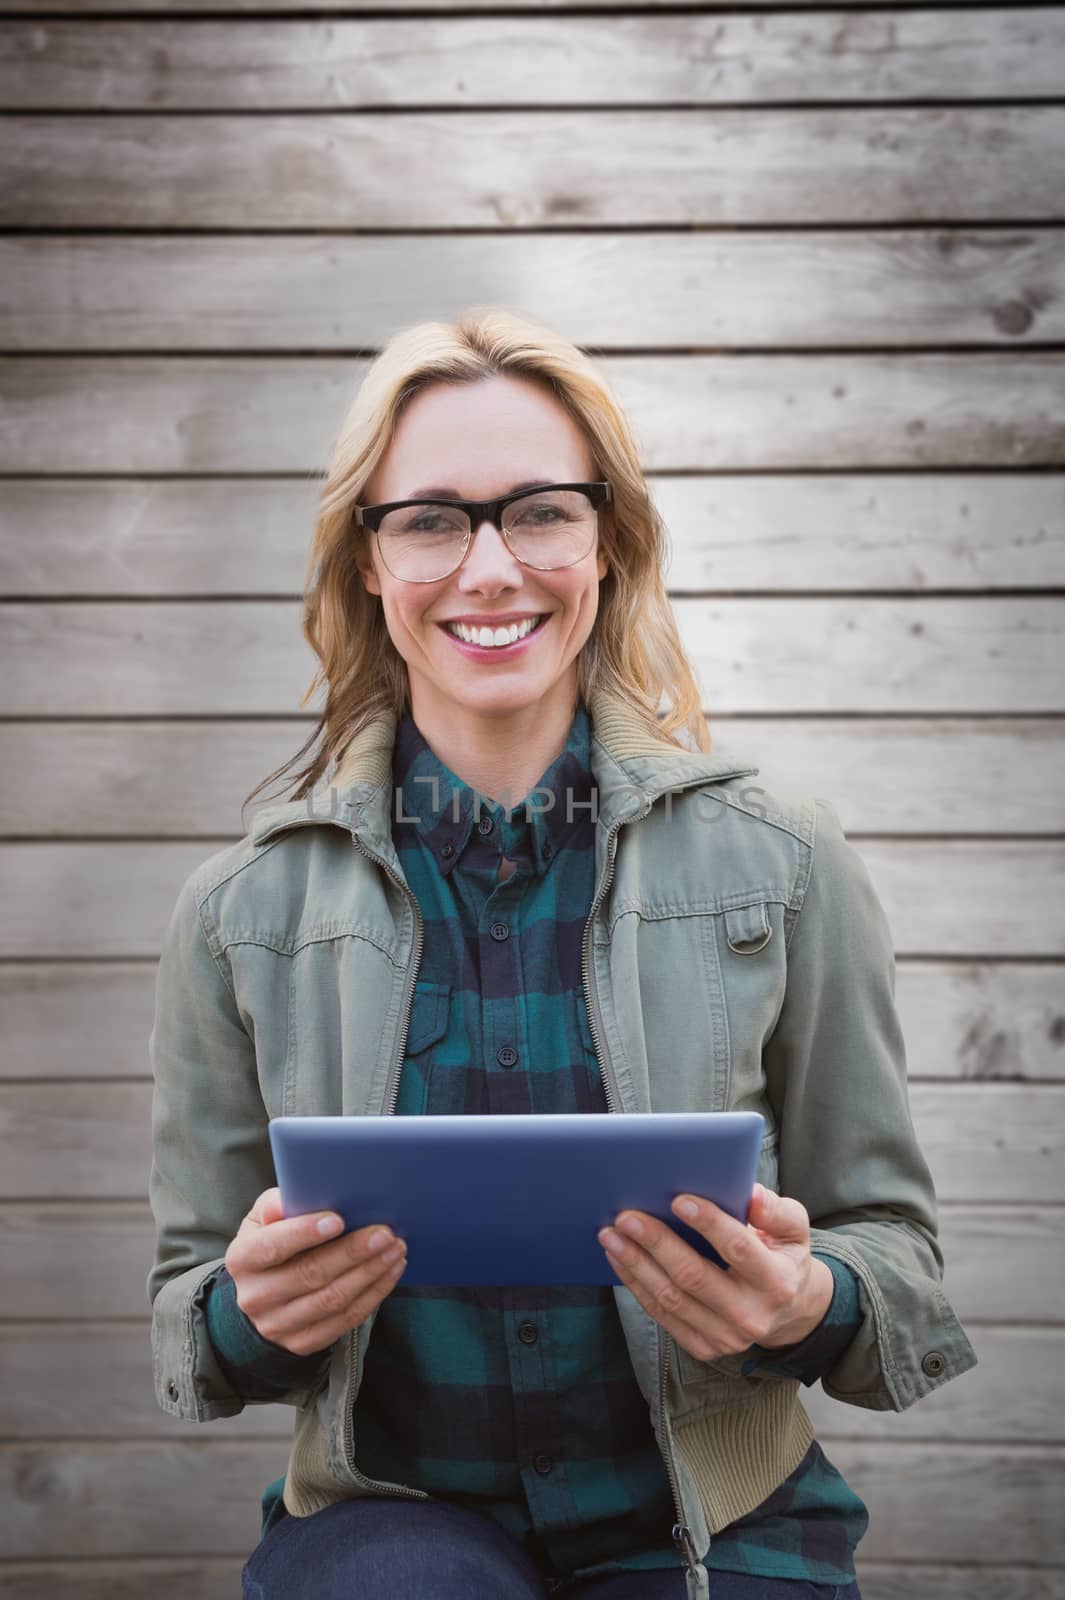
xmin=479 ymin=806 xmax=532 ymax=1115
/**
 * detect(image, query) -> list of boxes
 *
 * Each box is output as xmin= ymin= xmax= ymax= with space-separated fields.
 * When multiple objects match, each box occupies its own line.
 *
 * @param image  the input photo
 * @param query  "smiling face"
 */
xmin=355 ymin=374 xmax=609 ymax=736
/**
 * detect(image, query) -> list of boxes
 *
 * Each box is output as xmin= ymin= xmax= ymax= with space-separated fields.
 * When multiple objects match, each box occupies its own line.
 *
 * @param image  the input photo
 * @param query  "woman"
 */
xmin=147 ymin=308 xmax=977 ymax=1600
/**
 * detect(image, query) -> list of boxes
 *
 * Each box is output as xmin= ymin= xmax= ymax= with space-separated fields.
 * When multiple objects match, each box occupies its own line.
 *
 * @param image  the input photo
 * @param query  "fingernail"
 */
xmin=368 ymin=1229 xmax=392 ymax=1251
xmin=317 ymin=1215 xmax=343 ymax=1236
xmin=675 ymin=1198 xmax=699 ymax=1221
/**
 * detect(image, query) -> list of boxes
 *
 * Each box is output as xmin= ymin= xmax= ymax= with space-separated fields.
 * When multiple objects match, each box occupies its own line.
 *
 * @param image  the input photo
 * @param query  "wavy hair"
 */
xmin=241 ymin=307 xmax=711 ymax=827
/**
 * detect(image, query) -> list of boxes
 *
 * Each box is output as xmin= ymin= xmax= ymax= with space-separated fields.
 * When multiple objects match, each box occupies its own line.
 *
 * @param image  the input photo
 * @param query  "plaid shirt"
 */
xmin=205 ymin=699 xmax=868 ymax=1586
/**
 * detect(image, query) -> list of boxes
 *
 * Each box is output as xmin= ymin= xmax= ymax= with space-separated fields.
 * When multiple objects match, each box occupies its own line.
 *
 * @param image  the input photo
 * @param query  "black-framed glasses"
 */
xmin=353 ymin=481 xmax=612 ymax=583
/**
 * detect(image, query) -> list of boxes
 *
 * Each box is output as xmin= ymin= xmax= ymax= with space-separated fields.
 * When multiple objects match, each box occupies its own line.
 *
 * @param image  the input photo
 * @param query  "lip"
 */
xmin=438 ymin=613 xmax=550 ymax=659
xmin=438 ymin=612 xmax=546 ymax=627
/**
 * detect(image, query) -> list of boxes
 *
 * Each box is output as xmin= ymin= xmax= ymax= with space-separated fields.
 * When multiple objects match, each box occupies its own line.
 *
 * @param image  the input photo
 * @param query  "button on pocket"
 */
xmin=724 ymin=901 xmax=773 ymax=955
xmin=404 ymin=980 xmax=451 ymax=1054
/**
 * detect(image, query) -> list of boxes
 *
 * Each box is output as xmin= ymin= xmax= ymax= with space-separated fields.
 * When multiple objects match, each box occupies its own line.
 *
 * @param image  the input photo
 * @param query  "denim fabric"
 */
xmin=240 ymin=1494 xmax=862 ymax=1600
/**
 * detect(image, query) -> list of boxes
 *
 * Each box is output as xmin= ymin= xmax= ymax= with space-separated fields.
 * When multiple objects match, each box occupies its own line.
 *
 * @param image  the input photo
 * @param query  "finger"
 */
xmin=299 ymin=1257 xmax=409 ymax=1353
xmin=286 ymin=1222 xmax=401 ymax=1298
xmin=668 ymin=1196 xmax=780 ymax=1292
xmin=256 ymin=1239 xmax=408 ymax=1348
xmin=231 ymin=1205 xmax=353 ymax=1273
xmin=601 ymin=1242 xmax=740 ymax=1364
xmin=600 ymin=1217 xmax=722 ymax=1326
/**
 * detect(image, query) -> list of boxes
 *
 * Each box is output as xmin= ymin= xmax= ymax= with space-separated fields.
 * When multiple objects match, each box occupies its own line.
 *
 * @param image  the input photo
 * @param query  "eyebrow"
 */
xmin=403 ymin=479 xmax=558 ymax=500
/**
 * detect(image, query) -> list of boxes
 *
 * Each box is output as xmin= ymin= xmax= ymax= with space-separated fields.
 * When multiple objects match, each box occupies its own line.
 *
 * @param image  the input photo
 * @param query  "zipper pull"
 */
xmin=673 ymin=1521 xmax=699 ymax=1565
xmin=674 ymin=1523 xmax=709 ymax=1598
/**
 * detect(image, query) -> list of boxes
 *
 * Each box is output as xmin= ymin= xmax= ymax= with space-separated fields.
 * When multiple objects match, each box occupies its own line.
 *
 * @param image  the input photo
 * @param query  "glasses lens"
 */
xmin=503 ymin=489 xmax=597 ymax=569
xmin=377 ymin=502 xmax=471 ymax=581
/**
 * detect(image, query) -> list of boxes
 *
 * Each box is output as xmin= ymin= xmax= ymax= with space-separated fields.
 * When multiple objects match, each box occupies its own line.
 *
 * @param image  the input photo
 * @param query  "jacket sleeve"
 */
xmin=146 ymin=862 xmax=332 ymax=1421
xmin=762 ymin=797 xmax=977 ymax=1411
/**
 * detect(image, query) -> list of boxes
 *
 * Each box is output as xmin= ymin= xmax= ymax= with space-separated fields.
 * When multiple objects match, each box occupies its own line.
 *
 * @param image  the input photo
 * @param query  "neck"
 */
xmin=405 ymin=674 xmax=581 ymax=809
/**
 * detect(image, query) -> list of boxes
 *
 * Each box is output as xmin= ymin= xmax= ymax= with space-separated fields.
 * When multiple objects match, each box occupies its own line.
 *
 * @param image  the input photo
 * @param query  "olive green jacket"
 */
xmin=147 ymin=684 xmax=977 ymax=1600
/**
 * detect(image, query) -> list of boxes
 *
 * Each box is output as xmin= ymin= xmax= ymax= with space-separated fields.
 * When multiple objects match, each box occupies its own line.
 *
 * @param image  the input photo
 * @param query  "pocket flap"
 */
xmin=404 ymin=980 xmax=451 ymax=1054
xmin=724 ymin=901 xmax=772 ymax=955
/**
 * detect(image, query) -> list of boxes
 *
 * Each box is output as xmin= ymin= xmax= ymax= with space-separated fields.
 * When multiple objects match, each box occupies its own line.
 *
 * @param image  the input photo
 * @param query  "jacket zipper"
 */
xmin=580 ymin=800 xmax=706 ymax=1597
xmin=338 ymin=826 xmax=429 ymax=1501
xmin=283 ymin=796 xmax=708 ymax=1584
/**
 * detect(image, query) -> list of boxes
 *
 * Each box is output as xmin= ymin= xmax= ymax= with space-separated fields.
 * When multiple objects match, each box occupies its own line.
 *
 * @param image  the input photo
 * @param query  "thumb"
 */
xmin=749 ymin=1182 xmax=787 ymax=1234
xmin=749 ymin=1183 xmax=809 ymax=1243
xmin=250 ymin=1186 xmax=285 ymax=1228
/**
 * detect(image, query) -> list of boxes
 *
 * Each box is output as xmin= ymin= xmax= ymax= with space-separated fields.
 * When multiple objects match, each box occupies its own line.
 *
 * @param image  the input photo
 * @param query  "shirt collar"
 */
xmin=391 ymin=700 xmax=595 ymax=878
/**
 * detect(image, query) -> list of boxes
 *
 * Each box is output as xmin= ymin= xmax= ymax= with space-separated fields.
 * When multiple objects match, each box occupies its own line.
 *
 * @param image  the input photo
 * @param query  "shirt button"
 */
xmin=518 ymin=1321 xmax=539 ymax=1345
xmin=541 ymin=839 xmax=553 ymax=860
xmin=921 ymin=1350 xmax=946 ymax=1378
xmin=490 ymin=921 xmax=510 ymax=941
xmin=478 ymin=815 xmax=494 ymax=835
xmin=166 ymin=1379 xmax=179 ymax=1401
xmin=496 ymin=1045 xmax=518 ymax=1068
xmin=533 ymin=1454 xmax=554 ymax=1476
xmin=441 ymin=841 xmax=454 ymax=859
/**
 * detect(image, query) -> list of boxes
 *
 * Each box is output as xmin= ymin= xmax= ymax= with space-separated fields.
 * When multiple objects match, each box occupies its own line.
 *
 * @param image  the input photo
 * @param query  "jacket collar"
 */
xmin=249 ymin=683 xmax=759 ymax=854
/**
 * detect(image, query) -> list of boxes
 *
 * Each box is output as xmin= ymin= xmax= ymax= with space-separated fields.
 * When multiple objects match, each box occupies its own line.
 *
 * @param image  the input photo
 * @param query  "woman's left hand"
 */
xmin=597 ymin=1183 xmax=835 ymax=1362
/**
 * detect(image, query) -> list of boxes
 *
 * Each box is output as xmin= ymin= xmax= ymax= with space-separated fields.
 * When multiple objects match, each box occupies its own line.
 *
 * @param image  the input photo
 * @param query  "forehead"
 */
xmin=370 ymin=375 xmax=594 ymax=501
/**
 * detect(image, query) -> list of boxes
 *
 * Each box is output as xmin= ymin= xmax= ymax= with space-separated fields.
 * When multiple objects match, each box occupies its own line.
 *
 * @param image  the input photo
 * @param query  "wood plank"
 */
xmin=3 ymin=1322 xmax=1057 ymax=1447
xmin=0 ymin=963 xmax=160 ymax=1080
xmin=672 ymin=597 xmax=1065 ymax=717
xmin=3 ymin=109 xmax=1063 ymax=229
xmin=0 ymin=1203 xmax=1055 ymax=1322
xmin=0 ymin=1323 xmax=290 ymax=1440
xmin=852 ymin=839 xmax=1065 ymax=958
xmin=833 ymin=1443 xmax=1064 ymax=1566
xmin=0 ymin=1562 xmax=1056 ymax=1600
xmin=0 ymin=1563 xmax=246 ymax=1600
xmin=4 ymin=958 xmax=1063 ymax=1084
xmin=894 ymin=962 xmax=1065 ymax=1084
xmin=2 ymin=837 xmax=1064 ymax=959
xmin=0 ymin=1439 xmax=1058 ymax=1562
xmin=3 ymin=12 xmax=1061 ymax=109
xmin=4 ymin=232 xmax=1065 ymax=353
xmin=4 ymin=474 xmax=1063 ymax=594
xmin=0 ymin=0 xmax=1024 ymax=11
xmin=856 ymin=1568 xmax=1065 ymax=1600
xmin=4 ymin=355 xmax=1062 ymax=473
xmin=3 ymin=1082 xmax=1060 ymax=1204
xmin=4 ymin=718 xmax=1065 ymax=837
xmin=3 ymin=597 xmax=1064 ymax=717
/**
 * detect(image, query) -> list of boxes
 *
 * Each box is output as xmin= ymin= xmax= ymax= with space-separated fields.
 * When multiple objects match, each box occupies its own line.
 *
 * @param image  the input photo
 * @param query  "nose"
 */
xmin=455 ymin=517 xmax=523 ymax=589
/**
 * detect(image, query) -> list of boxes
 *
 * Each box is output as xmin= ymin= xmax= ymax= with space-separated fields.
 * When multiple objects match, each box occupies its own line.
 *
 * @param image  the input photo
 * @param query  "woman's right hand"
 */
xmin=224 ymin=1187 xmax=408 ymax=1357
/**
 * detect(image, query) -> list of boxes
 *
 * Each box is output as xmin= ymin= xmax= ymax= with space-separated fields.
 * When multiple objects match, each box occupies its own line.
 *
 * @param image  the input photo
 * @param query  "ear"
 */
xmin=355 ymin=542 xmax=382 ymax=596
xmin=596 ymin=547 xmax=609 ymax=581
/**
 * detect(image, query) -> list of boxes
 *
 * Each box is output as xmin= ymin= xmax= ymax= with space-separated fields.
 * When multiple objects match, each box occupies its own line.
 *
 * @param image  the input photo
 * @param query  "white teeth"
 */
xmin=446 ymin=615 xmax=543 ymax=648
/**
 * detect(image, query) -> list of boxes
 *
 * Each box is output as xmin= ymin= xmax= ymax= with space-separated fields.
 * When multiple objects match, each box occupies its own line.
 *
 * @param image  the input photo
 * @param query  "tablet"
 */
xmin=268 ymin=1111 xmax=765 ymax=1285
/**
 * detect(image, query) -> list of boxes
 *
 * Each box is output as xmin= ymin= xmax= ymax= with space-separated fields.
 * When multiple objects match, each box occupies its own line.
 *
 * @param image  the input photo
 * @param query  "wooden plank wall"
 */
xmin=1 ymin=0 xmax=1063 ymax=1594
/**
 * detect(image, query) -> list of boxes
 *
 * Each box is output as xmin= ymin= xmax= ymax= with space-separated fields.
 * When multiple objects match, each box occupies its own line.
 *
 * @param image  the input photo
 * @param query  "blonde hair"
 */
xmin=241 ymin=307 xmax=711 ymax=826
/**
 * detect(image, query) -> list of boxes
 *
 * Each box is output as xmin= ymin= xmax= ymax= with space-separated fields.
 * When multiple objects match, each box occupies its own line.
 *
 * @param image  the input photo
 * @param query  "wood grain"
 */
xmin=3 ymin=110 xmax=1064 ymax=228
xmin=4 ymin=355 xmax=1062 ymax=473
xmin=2 ymin=12 xmax=1061 ymax=109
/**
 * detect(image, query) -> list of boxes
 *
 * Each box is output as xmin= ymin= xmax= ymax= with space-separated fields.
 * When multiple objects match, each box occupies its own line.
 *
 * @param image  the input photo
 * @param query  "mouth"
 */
xmin=438 ymin=613 xmax=550 ymax=656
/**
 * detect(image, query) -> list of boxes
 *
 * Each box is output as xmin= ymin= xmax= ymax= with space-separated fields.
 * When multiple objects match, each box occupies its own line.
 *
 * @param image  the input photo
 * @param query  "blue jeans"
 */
xmin=241 ymin=1494 xmax=862 ymax=1599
